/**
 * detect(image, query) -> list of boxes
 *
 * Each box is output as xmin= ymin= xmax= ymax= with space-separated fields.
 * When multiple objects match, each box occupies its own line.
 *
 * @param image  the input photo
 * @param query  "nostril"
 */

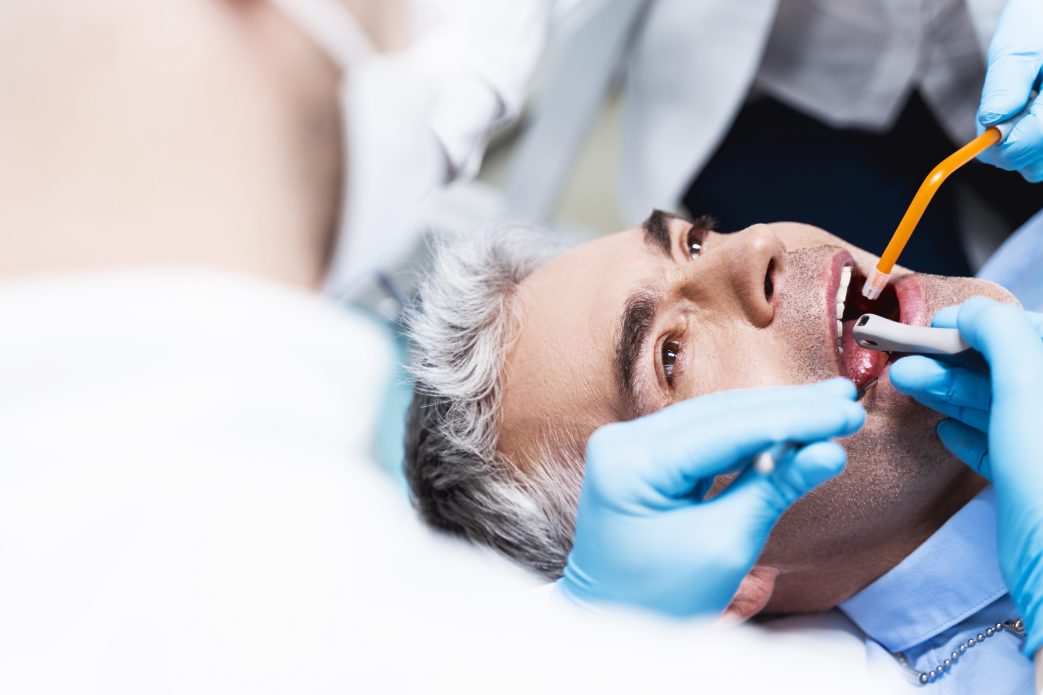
xmin=764 ymin=259 xmax=776 ymax=302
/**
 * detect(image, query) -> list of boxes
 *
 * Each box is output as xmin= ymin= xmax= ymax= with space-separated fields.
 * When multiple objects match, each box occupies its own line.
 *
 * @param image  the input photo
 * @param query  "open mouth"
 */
xmin=833 ymin=264 xmax=900 ymax=392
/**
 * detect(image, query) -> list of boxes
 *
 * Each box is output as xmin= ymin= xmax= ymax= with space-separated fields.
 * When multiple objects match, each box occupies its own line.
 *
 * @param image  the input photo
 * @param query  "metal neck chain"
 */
xmin=894 ymin=618 xmax=1025 ymax=686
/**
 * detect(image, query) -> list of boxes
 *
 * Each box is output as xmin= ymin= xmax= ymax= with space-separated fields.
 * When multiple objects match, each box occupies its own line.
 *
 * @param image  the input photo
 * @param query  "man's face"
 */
xmin=499 ymin=215 xmax=1013 ymax=612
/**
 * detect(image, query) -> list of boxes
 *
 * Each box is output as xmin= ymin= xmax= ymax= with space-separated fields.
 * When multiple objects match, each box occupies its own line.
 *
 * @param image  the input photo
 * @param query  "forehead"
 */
xmin=499 ymin=214 xmax=719 ymax=458
xmin=498 ymin=230 xmax=644 ymax=454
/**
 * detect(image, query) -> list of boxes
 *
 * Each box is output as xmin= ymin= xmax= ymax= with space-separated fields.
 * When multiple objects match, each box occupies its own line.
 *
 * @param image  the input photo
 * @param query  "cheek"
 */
xmin=682 ymin=325 xmax=833 ymax=399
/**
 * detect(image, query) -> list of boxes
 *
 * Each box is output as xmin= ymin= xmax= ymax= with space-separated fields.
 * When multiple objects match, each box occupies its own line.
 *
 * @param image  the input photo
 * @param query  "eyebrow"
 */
xmin=614 ymin=289 xmax=659 ymax=420
xmin=617 ymin=211 xmax=718 ymax=418
xmin=613 ymin=210 xmax=682 ymax=417
xmin=642 ymin=209 xmax=680 ymax=258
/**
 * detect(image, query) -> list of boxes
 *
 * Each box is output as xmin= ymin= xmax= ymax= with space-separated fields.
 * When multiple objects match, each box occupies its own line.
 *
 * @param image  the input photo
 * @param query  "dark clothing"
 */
xmin=683 ymin=93 xmax=1042 ymax=276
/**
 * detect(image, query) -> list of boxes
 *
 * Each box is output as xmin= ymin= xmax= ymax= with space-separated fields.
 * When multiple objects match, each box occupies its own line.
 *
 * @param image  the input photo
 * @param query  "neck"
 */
xmin=0 ymin=0 xmax=341 ymax=288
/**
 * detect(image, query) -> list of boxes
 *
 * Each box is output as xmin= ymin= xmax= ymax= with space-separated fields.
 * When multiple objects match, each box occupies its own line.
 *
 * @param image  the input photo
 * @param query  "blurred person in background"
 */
xmin=408 ymin=1 xmax=1043 ymax=277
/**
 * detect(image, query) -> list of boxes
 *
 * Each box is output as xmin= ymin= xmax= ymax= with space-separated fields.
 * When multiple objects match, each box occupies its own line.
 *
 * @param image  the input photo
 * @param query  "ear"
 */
xmin=716 ymin=565 xmax=780 ymax=625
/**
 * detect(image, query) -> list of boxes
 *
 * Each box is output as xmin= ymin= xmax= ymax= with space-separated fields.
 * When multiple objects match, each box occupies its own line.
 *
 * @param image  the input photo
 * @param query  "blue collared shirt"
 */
xmin=839 ymin=488 xmax=1032 ymax=693
xmin=978 ymin=207 xmax=1043 ymax=313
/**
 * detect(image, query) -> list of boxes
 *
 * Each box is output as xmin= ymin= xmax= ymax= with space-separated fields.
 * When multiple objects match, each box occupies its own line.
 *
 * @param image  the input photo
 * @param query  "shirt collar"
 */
xmin=839 ymin=487 xmax=1008 ymax=653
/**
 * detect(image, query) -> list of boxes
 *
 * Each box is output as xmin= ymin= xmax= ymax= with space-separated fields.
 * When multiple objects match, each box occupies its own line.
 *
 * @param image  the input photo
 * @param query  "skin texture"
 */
xmin=499 ymin=218 xmax=1015 ymax=616
xmin=0 ymin=0 xmax=402 ymax=287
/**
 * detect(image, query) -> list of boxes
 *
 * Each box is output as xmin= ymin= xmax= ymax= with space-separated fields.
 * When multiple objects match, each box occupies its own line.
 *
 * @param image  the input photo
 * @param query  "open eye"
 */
xmin=661 ymin=340 xmax=681 ymax=386
xmin=686 ymin=227 xmax=705 ymax=258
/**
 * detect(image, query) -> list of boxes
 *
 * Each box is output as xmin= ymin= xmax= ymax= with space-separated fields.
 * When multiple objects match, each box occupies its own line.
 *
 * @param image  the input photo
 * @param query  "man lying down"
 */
xmin=405 ymin=213 xmax=1032 ymax=690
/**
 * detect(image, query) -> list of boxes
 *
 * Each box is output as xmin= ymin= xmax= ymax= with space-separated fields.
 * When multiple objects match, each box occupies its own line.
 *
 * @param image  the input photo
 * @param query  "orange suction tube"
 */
xmin=862 ymin=127 xmax=1002 ymax=299
xmin=876 ymin=127 xmax=1001 ymax=276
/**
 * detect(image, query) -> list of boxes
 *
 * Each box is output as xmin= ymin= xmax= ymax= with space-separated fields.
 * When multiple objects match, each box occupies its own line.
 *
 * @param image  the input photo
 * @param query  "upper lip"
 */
xmin=892 ymin=275 xmax=926 ymax=327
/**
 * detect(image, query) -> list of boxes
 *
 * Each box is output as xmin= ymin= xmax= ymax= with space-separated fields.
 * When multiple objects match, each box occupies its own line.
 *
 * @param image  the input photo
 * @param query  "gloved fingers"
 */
xmin=621 ymin=384 xmax=863 ymax=499
xmin=890 ymin=356 xmax=991 ymax=411
xmin=602 ymin=376 xmax=854 ymax=454
xmin=643 ymin=377 xmax=856 ymax=432
xmin=645 ymin=379 xmax=861 ymax=451
xmin=900 ymin=392 xmax=989 ymax=432
xmin=713 ymin=441 xmax=846 ymax=537
xmin=988 ymin=103 xmax=1043 ymax=177
xmin=956 ymin=298 xmax=1043 ymax=393
xmin=930 ymin=305 xmax=961 ymax=328
xmin=978 ymin=50 xmax=1042 ymax=127
xmin=933 ymin=305 xmax=1043 ymax=333
xmin=936 ymin=419 xmax=992 ymax=480
xmin=1020 ymin=158 xmax=1043 ymax=184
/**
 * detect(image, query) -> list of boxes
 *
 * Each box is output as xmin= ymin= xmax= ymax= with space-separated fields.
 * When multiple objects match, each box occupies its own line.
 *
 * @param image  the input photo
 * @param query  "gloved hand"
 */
xmin=976 ymin=0 xmax=1043 ymax=182
xmin=890 ymin=298 xmax=1043 ymax=654
xmin=556 ymin=377 xmax=865 ymax=618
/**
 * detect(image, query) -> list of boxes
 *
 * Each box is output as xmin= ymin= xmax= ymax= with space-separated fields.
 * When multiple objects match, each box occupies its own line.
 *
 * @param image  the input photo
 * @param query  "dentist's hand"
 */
xmin=890 ymin=298 xmax=1043 ymax=654
xmin=556 ymin=378 xmax=865 ymax=618
xmin=977 ymin=0 xmax=1043 ymax=182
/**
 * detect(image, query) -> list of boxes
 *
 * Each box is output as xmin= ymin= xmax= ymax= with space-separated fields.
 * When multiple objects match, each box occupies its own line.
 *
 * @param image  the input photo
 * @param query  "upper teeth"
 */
xmin=836 ymin=265 xmax=852 ymax=353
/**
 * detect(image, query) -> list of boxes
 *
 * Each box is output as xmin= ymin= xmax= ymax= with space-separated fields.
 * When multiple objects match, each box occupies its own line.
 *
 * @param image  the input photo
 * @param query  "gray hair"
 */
xmin=403 ymin=227 xmax=585 ymax=579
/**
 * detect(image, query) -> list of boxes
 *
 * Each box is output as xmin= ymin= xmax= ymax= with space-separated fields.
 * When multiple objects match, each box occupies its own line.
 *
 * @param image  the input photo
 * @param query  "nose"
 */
xmin=705 ymin=223 xmax=786 ymax=328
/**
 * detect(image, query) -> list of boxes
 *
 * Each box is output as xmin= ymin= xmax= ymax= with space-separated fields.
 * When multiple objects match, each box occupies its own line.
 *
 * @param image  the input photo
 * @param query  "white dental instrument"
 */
xmin=852 ymin=314 xmax=970 ymax=355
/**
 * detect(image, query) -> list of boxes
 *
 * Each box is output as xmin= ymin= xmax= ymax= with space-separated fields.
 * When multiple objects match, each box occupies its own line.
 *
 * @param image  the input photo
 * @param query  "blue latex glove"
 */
xmin=976 ymin=0 xmax=1043 ymax=182
xmin=556 ymin=377 xmax=865 ymax=617
xmin=890 ymin=298 xmax=1043 ymax=654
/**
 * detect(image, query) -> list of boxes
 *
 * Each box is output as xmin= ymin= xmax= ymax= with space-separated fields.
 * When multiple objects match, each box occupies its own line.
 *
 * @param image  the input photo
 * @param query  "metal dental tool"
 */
xmin=852 ymin=314 xmax=970 ymax=355
xmin=752 ymin=442 xmax=796 ymax=476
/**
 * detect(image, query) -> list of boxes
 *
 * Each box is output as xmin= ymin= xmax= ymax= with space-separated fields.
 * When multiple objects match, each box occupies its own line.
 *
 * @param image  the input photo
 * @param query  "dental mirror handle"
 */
xmin=852 ymin=314 xmax=970 ymax=355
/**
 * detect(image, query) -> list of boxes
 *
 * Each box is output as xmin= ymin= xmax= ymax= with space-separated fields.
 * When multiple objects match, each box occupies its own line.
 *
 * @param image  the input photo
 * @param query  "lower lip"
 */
xmin=839 ymin=320 xmax=888 ymax=390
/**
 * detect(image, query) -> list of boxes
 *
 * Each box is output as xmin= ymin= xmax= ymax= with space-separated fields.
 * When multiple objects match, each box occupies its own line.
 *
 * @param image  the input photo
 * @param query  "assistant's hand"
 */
xmin=555 ymin=378 xmax=865 ymax=618
xmin=890 ymin=298 xmax=1043 ymax=654
xmin=977 ymin=0 xmax=1043 ymax=182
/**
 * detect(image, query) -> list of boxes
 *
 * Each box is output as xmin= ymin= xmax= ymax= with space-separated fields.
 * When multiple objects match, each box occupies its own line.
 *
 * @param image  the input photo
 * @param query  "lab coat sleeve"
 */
xmin=323 ymin=0 xmax=604 ymax=295
xmin=412 ymin=0 xmax=607 ymax=181
xmin=408 ymin=0 xmax=551 ymax=181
